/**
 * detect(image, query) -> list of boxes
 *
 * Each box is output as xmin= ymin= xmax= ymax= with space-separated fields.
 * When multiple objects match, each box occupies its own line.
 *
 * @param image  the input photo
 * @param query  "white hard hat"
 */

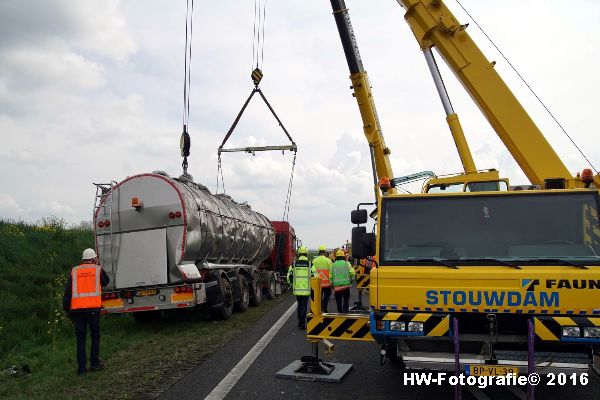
xmin=82 ymin=248 xmax=97 ymax=260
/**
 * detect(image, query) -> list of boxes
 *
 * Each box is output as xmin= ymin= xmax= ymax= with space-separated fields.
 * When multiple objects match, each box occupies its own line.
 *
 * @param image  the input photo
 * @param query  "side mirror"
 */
xmin=351 ymin=227 xmax=376 ymax=259
xmin=351 ymin=209 xmax=368 ymax=225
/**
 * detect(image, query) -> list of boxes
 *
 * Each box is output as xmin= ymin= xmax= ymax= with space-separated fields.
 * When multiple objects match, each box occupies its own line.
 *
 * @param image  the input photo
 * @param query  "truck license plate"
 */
xmin=135 ymin=289 xmax=158 ymax=297
xmin=467 ymin=365 xmax=519 ymax=376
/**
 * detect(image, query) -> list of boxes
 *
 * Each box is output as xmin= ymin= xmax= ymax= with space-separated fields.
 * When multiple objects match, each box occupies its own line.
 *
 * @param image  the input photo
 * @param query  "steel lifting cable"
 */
xmin=454 ymin=0 xmax=598 ymax=174
xmin=283 ymin=152 xmax=297 ymax=221
xmin=180 ymin=0 xmax=194 ymax=175
xmin=252 ymin=0 xmax=267 ymax=71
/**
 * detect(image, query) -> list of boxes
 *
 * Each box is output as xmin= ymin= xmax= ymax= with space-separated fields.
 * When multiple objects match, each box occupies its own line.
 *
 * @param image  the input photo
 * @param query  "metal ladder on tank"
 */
xmin=93 ymin=181 xmax=117 ymax=273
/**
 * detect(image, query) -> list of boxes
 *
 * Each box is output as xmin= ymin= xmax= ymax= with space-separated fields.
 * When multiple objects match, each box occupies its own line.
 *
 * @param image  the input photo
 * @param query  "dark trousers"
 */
xmin=296 ymin=296 xmax=309 ymax=327
xmin=334 ymin=287 xmax=350 ymax=313
xmin=321 ymin=287 xmax=332 ymax=312
xmin=72 ymin=311 xmax=101 ymax=373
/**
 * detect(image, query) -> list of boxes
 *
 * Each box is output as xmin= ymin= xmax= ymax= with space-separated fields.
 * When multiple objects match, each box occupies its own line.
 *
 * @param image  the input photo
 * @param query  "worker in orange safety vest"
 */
xmin=63 ymin=248 xmax=109 ymax=375
xmin=312 ymin=245 xmax=333 ymax=312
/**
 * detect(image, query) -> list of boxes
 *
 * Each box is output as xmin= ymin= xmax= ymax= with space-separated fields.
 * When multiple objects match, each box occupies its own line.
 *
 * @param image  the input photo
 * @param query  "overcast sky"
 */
xmin=1 ymin=1 xmax=599 ymax=248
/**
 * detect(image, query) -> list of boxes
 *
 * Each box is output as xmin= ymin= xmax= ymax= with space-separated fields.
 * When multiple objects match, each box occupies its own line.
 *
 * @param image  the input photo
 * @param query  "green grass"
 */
xmin=0 ymin=218 xmax=290 ymax=399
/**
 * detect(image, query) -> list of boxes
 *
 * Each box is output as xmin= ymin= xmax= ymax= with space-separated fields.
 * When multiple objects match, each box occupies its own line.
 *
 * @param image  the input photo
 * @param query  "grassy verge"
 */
xmin=1 ymin=295 xmax=289 ymax=400
xmin=0 ymin=218 xmax=291 ymax=399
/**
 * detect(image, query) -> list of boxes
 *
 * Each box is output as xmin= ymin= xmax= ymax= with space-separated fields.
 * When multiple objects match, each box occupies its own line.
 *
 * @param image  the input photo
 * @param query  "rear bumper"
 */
xmin=399 ymin=350 xmax=591 ymax=374
xmin=101 ymin=284 xmax=205 ymax=314
xmin=372 ymin=311 xmax=600 ymax=372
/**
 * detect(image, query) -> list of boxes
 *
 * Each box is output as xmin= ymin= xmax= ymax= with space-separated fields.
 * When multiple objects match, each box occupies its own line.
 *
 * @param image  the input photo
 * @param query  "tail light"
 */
xmin=102 ymin=293 xmax=120 ymax=300
xmin=375 ymin=320 xmax=386 ymax=331
xmin=174 ymin=285 xmax=193 ymax=293
xmin=104 ymin=220 xmax=110 ymax=227
xmin=169 ymin=212 xmax=176 ymax=219
xmin=175 ymin=211 xmax=182 ymax=218
xmin=98 ymin=221 xmax=105 ymax=228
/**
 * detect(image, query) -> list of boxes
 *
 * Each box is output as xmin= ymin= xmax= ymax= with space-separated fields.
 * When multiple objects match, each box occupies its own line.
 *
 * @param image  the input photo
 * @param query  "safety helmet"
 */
xmin=335 ymin=249 xmax=345 ymax=258
xmin=298 ymin=246 xmax=308 ymax=255
xmin=82 ymin=248 xmax=97 ymax=260
xmin=318 ymin=245 xmax=327 ymax=252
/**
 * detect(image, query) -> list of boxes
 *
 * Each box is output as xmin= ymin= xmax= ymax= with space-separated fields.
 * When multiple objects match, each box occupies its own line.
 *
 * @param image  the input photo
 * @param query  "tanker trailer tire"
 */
xmin=208 ymin=275 xmax=234 ymax=320
xmin=234 ymin=273 xmax=250 ymax=313
xmin=132 ymin=310 xmax=162 ymax=323
xmin=265 ymin=271 xmax=276 ymax=300
xmin=249 ymin=272 xmax=263 ymax=307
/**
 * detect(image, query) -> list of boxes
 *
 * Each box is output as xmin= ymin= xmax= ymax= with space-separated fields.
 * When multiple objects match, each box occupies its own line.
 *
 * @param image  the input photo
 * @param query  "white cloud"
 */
xmin=39 ymin=200 xmax=77 ymax=216
xmin=0 ymin=193 xmax=24 ymax=218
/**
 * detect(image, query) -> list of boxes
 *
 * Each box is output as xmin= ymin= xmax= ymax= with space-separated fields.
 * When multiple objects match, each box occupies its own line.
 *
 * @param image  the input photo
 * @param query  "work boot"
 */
xmin=90 ymin=360 xmax=105 ymax=372
xmin=77 ymin=369 xmax=87 ymax=376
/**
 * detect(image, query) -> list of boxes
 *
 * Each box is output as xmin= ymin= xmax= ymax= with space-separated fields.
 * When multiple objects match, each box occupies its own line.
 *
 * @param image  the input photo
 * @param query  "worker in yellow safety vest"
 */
xmin=331 ymin=249 xmax=356 ymax=313
xmin=287 ymin=246 xmax=312 ymax=330
xmin=63 ymin=248 xmax=109 ymax=375
xmin=312 ymin=245 xmax=333 ymax=312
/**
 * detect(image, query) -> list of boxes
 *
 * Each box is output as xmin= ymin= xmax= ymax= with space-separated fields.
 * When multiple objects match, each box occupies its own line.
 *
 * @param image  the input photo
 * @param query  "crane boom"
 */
xmin=330 ymin=0 xmax=396 ymax=197
xmin=398 ymin=0 xmax=599 ymax=188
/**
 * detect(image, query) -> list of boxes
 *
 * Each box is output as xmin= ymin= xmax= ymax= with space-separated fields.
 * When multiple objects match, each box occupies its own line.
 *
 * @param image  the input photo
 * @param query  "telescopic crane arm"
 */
xmin=397 ymin=0 xmax=565 ymax=185
xmin=397 ymin=0 xmax=600 ymax=188
xmin=330 ymin=0 xmax=397 ymax=198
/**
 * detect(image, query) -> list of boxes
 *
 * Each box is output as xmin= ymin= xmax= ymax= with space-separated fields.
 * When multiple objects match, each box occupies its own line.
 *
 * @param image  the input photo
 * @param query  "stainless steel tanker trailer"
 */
xmin=94 ymin=171 xmax=294 ymax=321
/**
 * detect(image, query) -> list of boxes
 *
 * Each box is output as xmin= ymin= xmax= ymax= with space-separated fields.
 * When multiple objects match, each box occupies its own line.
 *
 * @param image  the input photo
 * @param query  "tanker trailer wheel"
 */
xmin=209 ymin=275 xmax=234 ymax=320
xmin=234 ymin=273 xmax=250 ymax=313
xmin=249 ymin=272 xmax=263 ymax=307
xmin=266 ymin=271 xmax=276 ymax=300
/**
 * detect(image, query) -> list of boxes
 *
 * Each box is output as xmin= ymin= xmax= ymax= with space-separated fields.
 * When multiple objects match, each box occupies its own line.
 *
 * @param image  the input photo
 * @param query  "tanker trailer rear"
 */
xmin=94 ymin=171 xmax=275 ymax=321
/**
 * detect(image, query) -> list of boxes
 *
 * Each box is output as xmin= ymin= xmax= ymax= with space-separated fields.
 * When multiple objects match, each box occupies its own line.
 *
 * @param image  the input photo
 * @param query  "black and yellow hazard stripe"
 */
xmin=534 ymin=316 xmax=600 ymax=341
xmin=307 ymin=314 xmax=373 ymax=341
xmin=376 ymin=312 xmax=451 ymax=337
xmin=251 ymin=68 xmax=263 ymax=85
xmin=356 ymin=273 xmax=370 ymax=289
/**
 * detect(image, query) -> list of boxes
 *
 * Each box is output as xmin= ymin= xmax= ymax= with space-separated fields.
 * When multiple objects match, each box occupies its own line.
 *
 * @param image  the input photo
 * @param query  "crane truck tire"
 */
xmin=233 ymin=272 xmax=250 ymax=312
xmin=207 ymin=271 xmax=234 ymax=320
xmin=249 ymin=271 xmax=263 ymax=307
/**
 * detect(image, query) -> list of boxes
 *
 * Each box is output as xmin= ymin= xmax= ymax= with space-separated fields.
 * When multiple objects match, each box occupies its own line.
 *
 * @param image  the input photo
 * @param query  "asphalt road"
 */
xmin=158 ymin=293 xmax=600 ymax=400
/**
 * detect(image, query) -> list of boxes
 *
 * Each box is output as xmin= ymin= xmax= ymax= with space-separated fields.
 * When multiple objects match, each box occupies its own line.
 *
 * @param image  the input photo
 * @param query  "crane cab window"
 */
xmin=379 ymin=192 xmax=600 ymax=266
xmin=426 ymin=183 xmax=464 ymax=193
xmin=465 ymin=180 xmax=508 ymax=192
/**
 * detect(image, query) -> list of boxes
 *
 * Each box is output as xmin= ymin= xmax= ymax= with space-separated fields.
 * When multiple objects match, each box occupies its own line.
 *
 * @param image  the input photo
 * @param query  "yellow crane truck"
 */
xmin=313 ymin=0 xmax=600 ymax=376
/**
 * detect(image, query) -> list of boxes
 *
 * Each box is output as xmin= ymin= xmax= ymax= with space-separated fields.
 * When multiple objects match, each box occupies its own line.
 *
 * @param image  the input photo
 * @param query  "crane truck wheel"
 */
xmin=265 ymin=271 xmax=276 ymax=300
xmin=208 ymin=273 xmax=234 ymax=320
xmin=249 ymin=272 xmax=263 ymax=307
xmin=234 ymin=273 xmax=250 ymax=312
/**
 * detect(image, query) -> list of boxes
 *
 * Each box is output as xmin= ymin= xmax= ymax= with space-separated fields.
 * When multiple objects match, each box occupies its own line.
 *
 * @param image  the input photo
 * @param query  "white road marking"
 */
xmin=204 ymin=302 xmax=297 ymax=400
